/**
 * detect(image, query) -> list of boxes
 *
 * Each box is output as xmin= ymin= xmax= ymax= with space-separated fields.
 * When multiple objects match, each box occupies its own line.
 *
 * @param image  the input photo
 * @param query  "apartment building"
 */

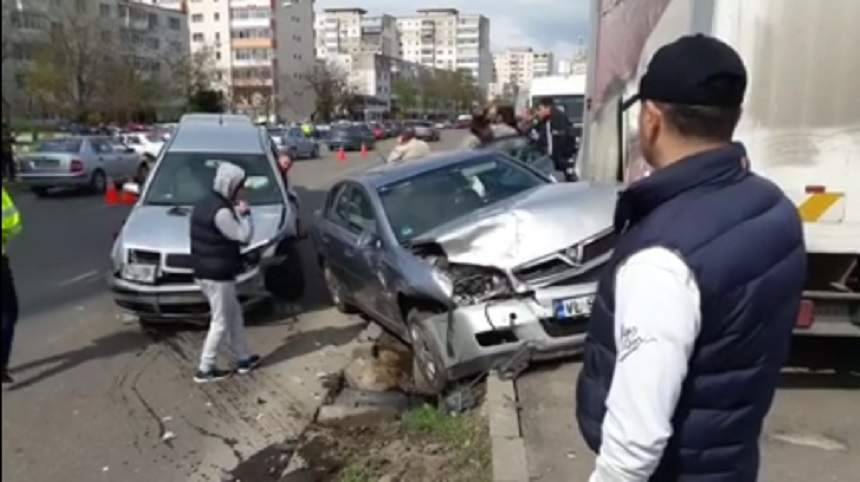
xmin=2 ymin=0 xmax=189 ymax=119
xmin=396 ymin=8 xmax=492 ymax=90
xmin=494 ymin=47 xmax=554 ymax=87
xmin=147 ymin=0 xmax=315 ymax=121
xmin=314 ymin=8 xmax=398 ymax=60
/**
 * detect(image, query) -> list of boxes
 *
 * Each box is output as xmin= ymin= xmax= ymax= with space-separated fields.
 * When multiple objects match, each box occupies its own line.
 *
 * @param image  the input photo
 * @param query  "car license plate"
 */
xmin=122 ymin=264 xmax=157 ymax=283
xmin=553 ymin=296 xmax=594 ymax=320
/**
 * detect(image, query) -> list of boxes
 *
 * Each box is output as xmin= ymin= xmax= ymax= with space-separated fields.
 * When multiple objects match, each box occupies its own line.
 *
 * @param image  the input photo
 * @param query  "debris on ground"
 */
xmin=343 ymin=333 xmax=413 ymax=393
xmin=161 ymin=431 xmax=177 ymax=443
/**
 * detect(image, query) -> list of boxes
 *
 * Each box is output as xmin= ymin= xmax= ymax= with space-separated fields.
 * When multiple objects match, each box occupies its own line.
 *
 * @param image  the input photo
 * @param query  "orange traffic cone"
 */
xmin=337 ymin=147 xmax=347 ymax=164
xmin=120 ymin=187 xmax=138 ymax=205
xmin=360 ymin=143 xmax=368 ymax=159
xmin=104 ymin=179 xmax=119 ymax=206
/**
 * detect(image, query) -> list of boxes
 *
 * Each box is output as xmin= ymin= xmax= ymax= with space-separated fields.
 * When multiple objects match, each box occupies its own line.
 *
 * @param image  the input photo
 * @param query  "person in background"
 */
xmin=301 ymin=121 xmax=314 ymax=138
xmin=190 ymin=162 xmax=261 ymax=384
xmin=535 ymin=97 xmax=578 ymax=181
xmin=491 ymin=105 xmax=519 ymax=138
xmin=1 ymin=186 xmax=22 ymax=383
xmin=387 ymin=127 xmax=430 ymax=164
xmin=576 ymin=34 xmax=806 ymax=482
xmin=1 ymin=125 xmax=15 ymax=181
xmin=461 ymin=111 xmax=494 ymax=149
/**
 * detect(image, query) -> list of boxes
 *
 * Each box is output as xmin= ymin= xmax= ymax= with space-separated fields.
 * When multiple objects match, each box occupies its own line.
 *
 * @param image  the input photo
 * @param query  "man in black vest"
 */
xmin=191 ymin=162 xmax=261 ymax=383
xmin=577 ymin=35 xmax=806 ymax=481
xmin=534 ymin=97 xmax=578 ymax=181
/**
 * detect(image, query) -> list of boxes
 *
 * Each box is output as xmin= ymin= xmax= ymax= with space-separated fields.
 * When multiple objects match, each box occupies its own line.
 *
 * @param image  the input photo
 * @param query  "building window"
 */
xmin=215 ymin=52 xmax=222 ymax=60
xmin=191 ymin=14 xmax=203 ymax=22
xmin=192 ymin=33 xmax=204 ymax=42
xmin=214 ymin=13 xmax=220 ymax=21
xmin=169 ymin=17 xmax=181 ymax=30
xmin=99 ymin=3 xmax=110 ymax=16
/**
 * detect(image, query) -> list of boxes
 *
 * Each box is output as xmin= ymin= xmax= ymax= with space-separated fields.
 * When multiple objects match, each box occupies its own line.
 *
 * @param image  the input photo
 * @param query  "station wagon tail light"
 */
xmin=70 ymin=159 xmax=84 ymax=173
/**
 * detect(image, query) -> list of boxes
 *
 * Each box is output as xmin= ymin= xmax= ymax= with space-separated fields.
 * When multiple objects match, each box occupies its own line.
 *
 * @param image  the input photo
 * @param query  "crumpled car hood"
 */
xmin=413 ymin=182 xmax=619 ymax=270
xmin=120 ymin=204 xmax=285 ymax=254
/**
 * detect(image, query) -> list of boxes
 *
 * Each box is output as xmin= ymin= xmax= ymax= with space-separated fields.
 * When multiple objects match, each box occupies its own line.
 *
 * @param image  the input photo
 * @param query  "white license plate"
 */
xmin=553 ymin=296 xmax=594 ymax=320
xmin=122 ymin=264 xmax=157 ymax=283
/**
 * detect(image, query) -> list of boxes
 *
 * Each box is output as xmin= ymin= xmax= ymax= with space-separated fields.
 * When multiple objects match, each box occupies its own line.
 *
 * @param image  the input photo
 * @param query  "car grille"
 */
xmin=158 ymin=273 xmax=196 ymax=285
xmin=165 ymin=254 xmax=193 ymax=270
xmin=514 ymin=230 xmax=616 ymax=286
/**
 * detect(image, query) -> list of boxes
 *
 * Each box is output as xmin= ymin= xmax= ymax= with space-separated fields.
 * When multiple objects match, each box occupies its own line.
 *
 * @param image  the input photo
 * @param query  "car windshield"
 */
xmin=34 ymin=139 xmax=82 ymax=153
xmin=144 ymin=152 xmax=282 ymax=206
xmin=379 ymin=155 xmax=547 ymax=244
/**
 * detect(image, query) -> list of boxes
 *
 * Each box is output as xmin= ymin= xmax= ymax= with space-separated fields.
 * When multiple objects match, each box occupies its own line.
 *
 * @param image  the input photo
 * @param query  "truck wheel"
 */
xmin=408 ymin=309 xmax=449 ymax=395
xmin=90 ymin=170 xmax=107 ymax=194
xmin=265 ymin=241 xmax=305 ymax=301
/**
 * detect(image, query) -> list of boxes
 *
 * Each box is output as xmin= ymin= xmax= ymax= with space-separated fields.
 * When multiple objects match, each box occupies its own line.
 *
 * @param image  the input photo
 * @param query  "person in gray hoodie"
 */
xmin=190 ymin=162 xmax=260 ymax=383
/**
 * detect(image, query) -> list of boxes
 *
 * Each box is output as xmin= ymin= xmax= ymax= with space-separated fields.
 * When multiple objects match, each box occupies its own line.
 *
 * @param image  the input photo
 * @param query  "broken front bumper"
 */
xmin=109 ymin=267 xmax=269 ymax=321
xmin=419 ymin=282 xmax=598 ymax=381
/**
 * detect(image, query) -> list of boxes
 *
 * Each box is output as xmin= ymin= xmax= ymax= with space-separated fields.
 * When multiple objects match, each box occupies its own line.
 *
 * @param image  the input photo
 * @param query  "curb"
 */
xmin=487 ymin=373 xmax=529 ymax=482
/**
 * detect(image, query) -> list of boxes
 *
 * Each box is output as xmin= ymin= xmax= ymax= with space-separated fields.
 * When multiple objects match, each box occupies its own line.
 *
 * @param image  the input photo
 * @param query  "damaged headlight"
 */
xmin=448 ymin=265 xmax=513 ymax=306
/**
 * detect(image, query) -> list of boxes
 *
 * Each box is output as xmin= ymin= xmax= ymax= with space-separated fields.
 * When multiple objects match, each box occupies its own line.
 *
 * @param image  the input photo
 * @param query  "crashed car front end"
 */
xmin=410 ymin=182 xmax=618 ymax=380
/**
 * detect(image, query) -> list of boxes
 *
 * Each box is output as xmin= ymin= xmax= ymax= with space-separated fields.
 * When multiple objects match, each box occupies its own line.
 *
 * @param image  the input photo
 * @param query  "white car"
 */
xmin=118 ymin=132 xmax=164 ymax=161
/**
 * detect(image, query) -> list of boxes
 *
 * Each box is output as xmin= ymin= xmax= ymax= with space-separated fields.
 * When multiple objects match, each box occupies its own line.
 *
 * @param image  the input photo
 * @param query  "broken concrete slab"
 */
xmin=316 ymin=404 xmax=401 ymax=428
xmin=334 ymin=388 xmax=420 ymax=411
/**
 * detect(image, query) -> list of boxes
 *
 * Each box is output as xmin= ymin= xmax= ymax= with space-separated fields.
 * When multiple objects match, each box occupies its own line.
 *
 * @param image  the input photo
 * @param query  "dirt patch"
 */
xmin=283 ymin=405 xmax=491 ymax=482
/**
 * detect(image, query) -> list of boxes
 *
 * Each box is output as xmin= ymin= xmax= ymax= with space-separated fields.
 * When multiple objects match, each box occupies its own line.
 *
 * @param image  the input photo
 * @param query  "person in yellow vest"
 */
xmin=2 ymin=187 xmax=22 ymax=383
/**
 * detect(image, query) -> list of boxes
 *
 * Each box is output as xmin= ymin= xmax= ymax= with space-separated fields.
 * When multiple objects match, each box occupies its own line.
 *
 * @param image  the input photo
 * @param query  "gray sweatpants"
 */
xmin=197 ymin=279 xmax=251 ymax=372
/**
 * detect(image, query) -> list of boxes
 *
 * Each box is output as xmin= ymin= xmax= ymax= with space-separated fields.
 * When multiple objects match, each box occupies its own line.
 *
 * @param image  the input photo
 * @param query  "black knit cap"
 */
xmin=628 ymin=34 xmax=747 ymax=108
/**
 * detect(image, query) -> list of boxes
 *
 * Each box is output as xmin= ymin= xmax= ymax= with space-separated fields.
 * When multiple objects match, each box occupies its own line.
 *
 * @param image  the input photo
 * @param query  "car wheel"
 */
xmin=31 ymin=186 xmax=49 ymax=197
xmin=90 ymin=170 xmax=107 ymax=194
xmin=311 ymin=145 xmax=320 ymax=159
xmin=265 ymin=241 xmax=305 ymax=301
xmin=136 ymin=163 xmax=150 ymax=184
xmin=408 ymin=308 xmax=449 ymax=395
xmin=323 ymin=262 xmax=353 ymax=313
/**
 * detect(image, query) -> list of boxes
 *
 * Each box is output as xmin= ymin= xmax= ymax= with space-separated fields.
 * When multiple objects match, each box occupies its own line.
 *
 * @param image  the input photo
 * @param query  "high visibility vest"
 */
xmin=2 ymin=187 xmax=22 ymax=254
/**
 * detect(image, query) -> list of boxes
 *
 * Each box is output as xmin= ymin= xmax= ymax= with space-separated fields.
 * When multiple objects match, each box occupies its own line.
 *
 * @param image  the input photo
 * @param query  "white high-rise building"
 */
xmin=493 ymin=47 xmax=554 ymax=88
xmin=396 ymin=8 xmax=492 ymax=90
xmin=146 ymin=0 xmax=316 ymax=121
xmin=315 ymin=8 xmax=398 ymax=60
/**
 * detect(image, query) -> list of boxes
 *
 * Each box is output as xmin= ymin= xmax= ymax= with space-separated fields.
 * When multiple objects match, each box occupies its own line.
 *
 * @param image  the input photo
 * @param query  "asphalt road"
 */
xmin=0 ymin=131 xmax=468 ymax=482
xmin=518 ymin=339 xmax=860 ymax=481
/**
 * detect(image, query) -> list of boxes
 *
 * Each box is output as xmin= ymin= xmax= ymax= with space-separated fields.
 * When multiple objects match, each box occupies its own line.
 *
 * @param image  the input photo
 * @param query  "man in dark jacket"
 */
xmin=534 ymin=97 xmax=578 ymax=181
xmin=190 ymin=162 xmax=260 ymax=383
xmin=577 ymin=35 xmax=806 ymax=482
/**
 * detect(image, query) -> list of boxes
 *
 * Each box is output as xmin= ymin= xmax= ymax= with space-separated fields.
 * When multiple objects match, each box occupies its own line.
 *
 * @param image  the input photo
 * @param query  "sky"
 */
xmin=315 ymin=0 xmax=591 ymax=58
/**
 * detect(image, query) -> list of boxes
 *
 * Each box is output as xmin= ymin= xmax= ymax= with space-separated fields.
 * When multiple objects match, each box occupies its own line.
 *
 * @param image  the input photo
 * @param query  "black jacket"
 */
xmin=534 ymin=108 xmax=577 ymax=168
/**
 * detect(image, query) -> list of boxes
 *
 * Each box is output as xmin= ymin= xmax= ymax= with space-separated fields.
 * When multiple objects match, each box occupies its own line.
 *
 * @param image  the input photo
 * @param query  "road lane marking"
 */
xmin=58 ymin=269 xmax=101 ymax=287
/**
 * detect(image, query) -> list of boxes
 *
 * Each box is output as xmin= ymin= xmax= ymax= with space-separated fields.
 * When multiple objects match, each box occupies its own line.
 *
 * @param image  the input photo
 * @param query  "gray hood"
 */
xmin=414 ymin=182 xmax=619 ymax=270
xmin=213 ymin=162 xmax=246 ymax=200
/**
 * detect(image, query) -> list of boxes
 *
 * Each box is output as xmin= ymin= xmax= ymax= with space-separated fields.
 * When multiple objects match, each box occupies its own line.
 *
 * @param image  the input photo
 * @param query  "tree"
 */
xmin=296 ymin=61 xmax=350 ymax=122
xmin=392 ymin=78 xmax=418 ymax=118
xmin=188 ymin=89 xmax=225 ymax=113
xmin=168 ymin=45 xmax=224 ymax=114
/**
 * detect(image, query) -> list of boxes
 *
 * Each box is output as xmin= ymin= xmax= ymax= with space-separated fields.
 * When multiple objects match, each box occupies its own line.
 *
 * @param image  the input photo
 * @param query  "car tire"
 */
xmin=265 ymin=241 xmax=305 ymax=302
xmin=322 ymin=261 xmax=354 ymax=313
xmin=311 ymin=145 xmax=319 ymax=159
xmin=31 ymin=186 xmax=49 ymax=197
xmin=408 ymin=308 xmax=449 ymax=395
xmin=90 ymin=169 xmax=107 ymax=194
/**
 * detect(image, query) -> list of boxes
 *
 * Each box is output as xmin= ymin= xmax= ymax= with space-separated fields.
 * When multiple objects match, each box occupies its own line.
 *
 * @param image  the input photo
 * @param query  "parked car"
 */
xmin=370 ymin=123 xmax=387 ymax=140
xmin=407 ymin=121 xmax=441 ymax=142
xmin=384 ymin=121 xmax=401 ymax=138
xmin=118 ymin=131 xmax=165 ymax=161
xmin=434 ymin=120 xmax=452 ymax=130
xmin=110 ymin=114 xmax=305 ymax=324
xmin=454 ymin=114 xmax=473 ymax=129
xmin=269 ymin=126 xmax=319 ymax=159
xmin=18 ymin=136 xmax=146 ymax=196
xmin=328 ymin=125 xmax=376 ymax=151
xmin=312 ymin=150 xmax=617 ymax=393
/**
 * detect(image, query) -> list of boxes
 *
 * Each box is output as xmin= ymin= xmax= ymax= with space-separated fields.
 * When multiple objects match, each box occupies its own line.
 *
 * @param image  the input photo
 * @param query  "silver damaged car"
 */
xmin=110 ymin=114 xmax=304 ymax=324
xmin=312 ymin=151 xmax=617 ymax=393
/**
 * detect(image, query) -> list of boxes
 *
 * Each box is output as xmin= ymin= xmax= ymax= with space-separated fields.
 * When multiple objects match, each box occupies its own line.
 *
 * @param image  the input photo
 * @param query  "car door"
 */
xmin=319 ymin=184 xmax=382 ymax=313
xmin=88 ymin=138 xmax=120 ymax=179
xmin=111 ymin=139 xmax=138 ymax=179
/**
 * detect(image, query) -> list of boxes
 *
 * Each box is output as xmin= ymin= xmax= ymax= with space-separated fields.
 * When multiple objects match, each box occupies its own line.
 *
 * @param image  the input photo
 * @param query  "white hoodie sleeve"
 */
xmin=589 ymin=247 xmax=701 ymax=482
xmin=214 ymin=208 xmax=254 ymax=245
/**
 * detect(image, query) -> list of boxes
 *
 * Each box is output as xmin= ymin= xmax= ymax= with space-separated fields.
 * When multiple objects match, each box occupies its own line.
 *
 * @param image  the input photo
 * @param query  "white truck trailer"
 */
xmin=579 ymin=0 xmax=860 ymax=336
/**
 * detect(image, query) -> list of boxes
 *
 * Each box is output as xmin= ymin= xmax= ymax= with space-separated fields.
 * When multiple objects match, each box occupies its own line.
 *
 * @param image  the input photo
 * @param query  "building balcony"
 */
xmin=232 ymin=38 xmax=275 ymax=49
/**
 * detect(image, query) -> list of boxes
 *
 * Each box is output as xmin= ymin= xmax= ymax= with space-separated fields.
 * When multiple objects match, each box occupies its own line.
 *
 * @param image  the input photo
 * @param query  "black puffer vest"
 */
xmin=190 ymin=192 xmax=242 ymax=281
xmin=576 ymin=143 xmax=806 ymax=481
